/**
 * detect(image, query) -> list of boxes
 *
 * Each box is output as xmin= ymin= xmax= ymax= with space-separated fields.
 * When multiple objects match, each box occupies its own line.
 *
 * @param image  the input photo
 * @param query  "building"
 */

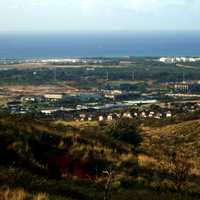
xmin=141 ymin=112 xmax=147 ymax=118
xmin=154 ymin=113 xmax=162 ymax=119
xmin=166 ymin=111 xmax=172 ymax=118
xmin=148 ymin=111 xmax=155 ymax=118
xmin=104 ymin=90 xmax=122 ymax=100
xmin=159 ymin=57 xmax=200 ymax=64
xmin=79 ymin=114 xmax=86 ymax=121
xmin=21 ymin=96 xmax=36 ymax=102
xmin=99 ymin=116 xmax=104 ymax=122
xmin=107 ymin=114 xmax=113 ymax=121
xmin=41 ymin=109 xmax=56 ymax=115
xmin=174 ymin=83 xmax=189 ymax=93
xmin=119 ymin=61 xmax=132 ymax=65
xmin=115 ymin=113 xmax=121 ymax=118
xmin=44 ymin=94 xmax=63 ymax=101
xmin=123 ymin=112 xmax=133 ymax=119
xmin=88 ymin=116 xmax=92 ymax=121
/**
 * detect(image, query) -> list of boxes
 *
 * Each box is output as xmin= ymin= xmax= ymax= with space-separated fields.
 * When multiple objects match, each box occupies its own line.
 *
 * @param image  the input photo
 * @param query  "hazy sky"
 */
xmin=0 ymin=0 xmax=199 ymax=32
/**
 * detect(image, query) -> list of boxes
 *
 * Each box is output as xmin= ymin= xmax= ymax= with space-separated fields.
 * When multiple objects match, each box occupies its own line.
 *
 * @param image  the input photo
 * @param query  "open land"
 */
xmin=1 ymin=57 xmax=200 ymax=199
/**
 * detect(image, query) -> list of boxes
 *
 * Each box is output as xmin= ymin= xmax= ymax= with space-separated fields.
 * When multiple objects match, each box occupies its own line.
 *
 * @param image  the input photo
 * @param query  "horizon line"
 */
xmin=1 ymin=29 xmax=200 ymax=34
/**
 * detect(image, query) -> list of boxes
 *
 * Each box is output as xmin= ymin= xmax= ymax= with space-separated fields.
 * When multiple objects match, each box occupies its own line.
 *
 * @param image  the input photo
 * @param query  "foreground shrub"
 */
xmin=0 ymin=187 xmax=49 ymax=200
xmin=108 ymin=118 xmax=141 ymax=149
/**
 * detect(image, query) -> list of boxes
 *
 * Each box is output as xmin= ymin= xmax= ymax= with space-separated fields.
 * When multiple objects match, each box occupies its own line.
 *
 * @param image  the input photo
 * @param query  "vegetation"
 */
xmin=0 ymin=186 xmax=48 ymax=200
xmin=108 ymin=118 xmax=141 ymax=148
xmin=1 ymin=59 xmax=200 ymax=86
xmin=1 ymin=113 xmax=200 ymax=199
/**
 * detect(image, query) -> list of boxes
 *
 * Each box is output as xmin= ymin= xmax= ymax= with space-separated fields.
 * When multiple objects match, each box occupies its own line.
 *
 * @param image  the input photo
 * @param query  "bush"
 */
xmin=109 ymin=118 xmax=141 ymax=148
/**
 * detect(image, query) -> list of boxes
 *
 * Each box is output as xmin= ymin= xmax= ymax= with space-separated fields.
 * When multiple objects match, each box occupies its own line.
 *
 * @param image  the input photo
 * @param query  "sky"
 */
xmin=0 ymin=0 xmax=199 ymax=32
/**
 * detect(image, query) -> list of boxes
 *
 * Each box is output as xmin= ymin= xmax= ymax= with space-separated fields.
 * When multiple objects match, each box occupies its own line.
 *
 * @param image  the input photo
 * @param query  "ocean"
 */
xmin=0 ymin=31 xmax=200 ymax=59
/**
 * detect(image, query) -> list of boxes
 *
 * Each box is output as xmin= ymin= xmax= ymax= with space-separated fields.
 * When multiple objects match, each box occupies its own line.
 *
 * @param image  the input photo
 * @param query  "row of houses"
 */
xmin=139 ymin=110 xmax=172 ymax=119
xmin=78 ymin=112 xmax=132 ymax=122
xmin=77 ymin=110 xmax=173 ymax=122
xmin=5 ymin=100 xmax=173 ymax=122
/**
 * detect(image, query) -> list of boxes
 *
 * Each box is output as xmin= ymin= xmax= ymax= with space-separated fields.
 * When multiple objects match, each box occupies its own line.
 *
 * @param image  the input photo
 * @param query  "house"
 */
xmin=148 ymin=111 xmax=155 ymax=118
xmin=107 ymin=114 xmax=113 ymax=121
xmin=123 ymin=112 xmax=133 ymax=119
xmin=99 ymin=116 xmax=104 ymax=122
xmin=154 ymin=113 xmax=162 ymax=119
xmin=166 ymin=111 xmax=172 ymax=118
xmin=79 ymin=114 xmax=86 ymax=121
xmin=21 ymin=96 xmax=36 ymax=102
xmin=115 ymin=113 xmax=121 ymax=118
xmin=88 ymin=116 xmax=92 ymax=121
xmin=104 ymin=90 xmax=122 ymax=100
xmin=104 ymin=94 xmax=115 ymax=100
xmin=19 ymin=110 xmax=27 ymax=114
xmin=41 ymin=109 xmax=56 ymax=115
xmin=141 ymin=112 xmax=147 ymax=118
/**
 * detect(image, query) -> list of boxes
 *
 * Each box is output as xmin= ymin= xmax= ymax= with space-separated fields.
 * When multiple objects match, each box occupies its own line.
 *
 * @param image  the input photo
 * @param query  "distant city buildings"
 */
xmin=167 ymin=81 xmax=200 ymax=94
xmin=159 ymin=57 xmax=200 ymax=63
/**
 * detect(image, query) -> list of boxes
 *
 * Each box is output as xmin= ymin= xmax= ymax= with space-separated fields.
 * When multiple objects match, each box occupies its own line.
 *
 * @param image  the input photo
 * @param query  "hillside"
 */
xmin=142 ymin=119 xmax=200 ymax=161
xmin=1 ymin=114 xmax=200 ymax=199
xmin=140 ymin=119 xmax=200 ymax=193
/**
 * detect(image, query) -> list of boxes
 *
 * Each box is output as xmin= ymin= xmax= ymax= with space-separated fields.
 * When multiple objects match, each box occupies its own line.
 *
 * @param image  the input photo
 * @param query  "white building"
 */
xmin=79 ymin=114 xmax=86 ymax=121
xmin=44 ymin=94 xmax=63 ymax=101
xmin=22 ymin=97 xmax=36 ymax=102
xmin=154 ymin=113 xmax=162 ymax=119
xmin=99 ymin=116 xmax=104 ymax=122
xmin=141 ymin=112 xmax=147 ymax=118
xmin=115 ymin=113 xmax=121 ymax=118
xmin=148 ymin=111 xmax=155 ymax=118
xmin=88 ymin=117 xmax=92 ymax=121
xmin=107 ymin=115 xmax=113 ymax=121
xmin=123 ymin=112 xmax=133 ymax=119
xmin=166 ymin=111 xmax=172 ymax=118
xmin=41 ymin=109 xmax=56 ymax=115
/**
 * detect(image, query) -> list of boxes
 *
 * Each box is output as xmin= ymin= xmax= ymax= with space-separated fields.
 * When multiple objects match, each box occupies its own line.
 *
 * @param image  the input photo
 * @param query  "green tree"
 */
xmin=109 ymin=118 xmax=141 ymax=148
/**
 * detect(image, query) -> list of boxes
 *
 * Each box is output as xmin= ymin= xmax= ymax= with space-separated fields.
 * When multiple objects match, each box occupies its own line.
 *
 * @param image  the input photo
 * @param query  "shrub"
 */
xmin=109 ymin=118 xmax=141 ymax=148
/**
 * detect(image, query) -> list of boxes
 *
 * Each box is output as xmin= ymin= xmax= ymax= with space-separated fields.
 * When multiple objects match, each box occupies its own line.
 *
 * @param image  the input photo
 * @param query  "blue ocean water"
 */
xmin=0 ymin=31 xmax=200 ymax=59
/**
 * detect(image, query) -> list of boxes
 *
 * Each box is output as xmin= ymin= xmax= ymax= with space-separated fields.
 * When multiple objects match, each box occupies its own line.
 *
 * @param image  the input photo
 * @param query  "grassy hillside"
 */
xmin=140 ymin=119 xmax=200 ymax=194
xmin=1 ymin=114 xmax=200 ymax=199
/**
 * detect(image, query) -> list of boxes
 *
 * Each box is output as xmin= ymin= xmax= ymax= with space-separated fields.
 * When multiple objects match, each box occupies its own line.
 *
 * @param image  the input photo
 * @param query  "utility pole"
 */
xmin=182 ymin=72 xmax=185 ymax=83
xmin=106 ymin=71 xmax=109 ymax=81
xmin=54 ymin=67 xmax=57 ymax=82
xmin=132 ymin=71 xmax=135 ymax=81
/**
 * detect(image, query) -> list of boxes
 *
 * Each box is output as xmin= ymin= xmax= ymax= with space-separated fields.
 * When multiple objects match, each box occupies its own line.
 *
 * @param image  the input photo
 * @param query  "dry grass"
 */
xmin=0 ymin=85 xmax=77 ymax=96
xmin=56 ymin=120 xmax=98 ymax=129
xmin=33 ymin=193 xmax=48 ymax=200
xmin=142 ymin=119 xmax=200 ymax=138
xmin=0 ymin=187 xmax=48 ymax=200
xmin=138 ymin=154 xmax=156 ymax=168
xmin=140 ymin=119 xmax=200 ymax=175
xmin=0 ymin=187 xmax=27 ymax=200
